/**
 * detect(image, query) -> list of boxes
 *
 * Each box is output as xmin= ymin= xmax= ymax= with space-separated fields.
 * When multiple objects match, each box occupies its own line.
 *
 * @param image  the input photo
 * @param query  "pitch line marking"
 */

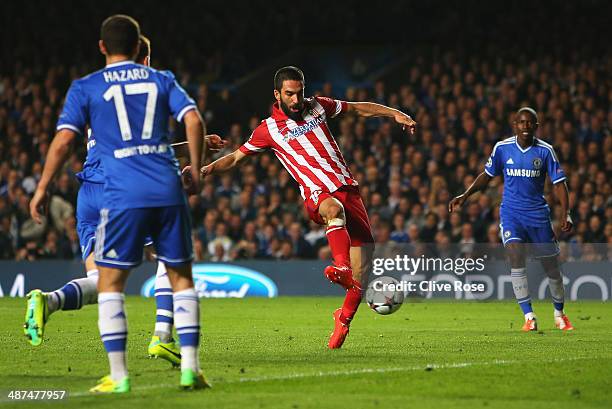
xmin=66 ymin=356 xmax=589 ymax=397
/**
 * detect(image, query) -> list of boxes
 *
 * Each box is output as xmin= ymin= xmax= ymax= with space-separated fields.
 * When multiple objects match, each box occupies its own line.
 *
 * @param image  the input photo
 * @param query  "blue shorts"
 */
xmin=500 ymin=214 xmax=559 ymax=258
xmin=76 ymin=182 xmax=104 ymax=260
xmin=76 ymin=182 xmax=154 ymax=260
xmin=94 ymin=205 xmax=193 ymax=268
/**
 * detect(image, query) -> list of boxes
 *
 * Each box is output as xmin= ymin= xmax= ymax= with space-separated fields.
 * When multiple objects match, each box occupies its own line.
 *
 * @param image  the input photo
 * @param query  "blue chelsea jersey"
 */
xmin=485 ymin=136 xmax=567 ymax=225
xmin=56 ymin=61 xmax=196 ymax=209
xmin=75 ymin=128 xmax=105 ymax=184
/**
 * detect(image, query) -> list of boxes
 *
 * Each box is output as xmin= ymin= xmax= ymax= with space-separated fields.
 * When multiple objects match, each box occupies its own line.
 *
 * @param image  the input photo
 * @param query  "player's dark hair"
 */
xmin=136 ymin=34 xmax=150 ymax=64
xmin=274 ymin=66 xmax=305 ymax=91
xmin=100 ymin=14 xmax=141 ymax=57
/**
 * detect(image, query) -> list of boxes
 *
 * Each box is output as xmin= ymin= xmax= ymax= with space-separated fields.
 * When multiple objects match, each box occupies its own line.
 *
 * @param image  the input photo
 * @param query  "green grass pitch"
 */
xmin=0 ymin=297 xmax=611 ymax=408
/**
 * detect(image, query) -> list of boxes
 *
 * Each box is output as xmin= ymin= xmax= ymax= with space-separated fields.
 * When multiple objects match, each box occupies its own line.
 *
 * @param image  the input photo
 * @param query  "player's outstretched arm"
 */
xmin=346 ymin=102 xmax=416 ymax=134
xmin=171 ymin=134 xmax=227 ymax=159
xmin=183 ymin=110 xmax=205 ymax=192
xmin=182 ymin=149 xmax=247 ymax=192
xmin=553 ymin=181 xmax=572 ymax=232
xmin=30 ymin=129 xmax=77 ymax=223
xmin=201 ymin=149 xmax=248 ymax=177
xmin=448 ymin=171 xmax=492 ymax=213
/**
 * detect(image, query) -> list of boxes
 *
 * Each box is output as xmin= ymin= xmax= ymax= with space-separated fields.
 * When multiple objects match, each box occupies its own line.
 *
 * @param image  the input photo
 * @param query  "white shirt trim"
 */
xmin=536 ymin=139 xmax=560 ymax=162
xmin=57 ymin=124 xmax=82 ymax=135
xmin=243 ymin=142 xmax=265 ymax=152
xmin=176 ymin=105 xmax=197 ymax=122
xmin=514 ymin=136 xmax=534 ymax=153
xmin=552 ymin=176 xmax=567 ymax=185
xmin=491 ymin=138 xmax=515 ymax=156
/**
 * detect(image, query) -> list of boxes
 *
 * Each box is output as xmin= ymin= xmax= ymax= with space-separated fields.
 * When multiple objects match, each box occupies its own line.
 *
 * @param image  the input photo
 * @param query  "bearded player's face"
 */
xmin=278 ymin=80 xmax=305 ymax=121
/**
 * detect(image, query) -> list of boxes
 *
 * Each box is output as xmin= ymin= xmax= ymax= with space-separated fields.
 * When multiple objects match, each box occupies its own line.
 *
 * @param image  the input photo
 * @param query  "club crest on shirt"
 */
xmin=310 ymin=190 xmax=322 ymax=205
xmin=486 ymin=157 xmax=493 ymax=167
xmin=532 ymin=158 xmax=542 ymax=169
xmin=504 ymin=230 xmax=511 ymax=238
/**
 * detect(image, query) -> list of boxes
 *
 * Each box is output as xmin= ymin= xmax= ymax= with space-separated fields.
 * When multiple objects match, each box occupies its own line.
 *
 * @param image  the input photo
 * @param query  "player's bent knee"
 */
xmin=327 ymin=217 xmax=345 ymax=228
xmin=84 ymin=251 xmax=97 ymax=273
xmin=97 ymin=267 xmax=129 ymax=292
xmin=506 ymin=243 xmax=523 ymax=256
xmin=505 ymin=243 xmax=525 ymax=268
xmin=540 ymin=255 xmax=561 ymax=277
xmin=320 ymin=197 xmax=345 ymax=222
xmin=165 ymin=264 xmax=194 ymax=291
xmin=325 ymin=206 xmax=344 ymax=222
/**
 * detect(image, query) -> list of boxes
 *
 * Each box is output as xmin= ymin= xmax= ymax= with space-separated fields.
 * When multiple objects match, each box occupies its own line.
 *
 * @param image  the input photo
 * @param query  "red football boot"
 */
xmin=328 ymin=308 xmax=350 ymax=349
xmin=555 ymin=314 xmax=574 ymax=331
xmin=324 ymin=265 xmax=356 ymax=289
xmin=522 ymin=317 xmax=538 ymax=332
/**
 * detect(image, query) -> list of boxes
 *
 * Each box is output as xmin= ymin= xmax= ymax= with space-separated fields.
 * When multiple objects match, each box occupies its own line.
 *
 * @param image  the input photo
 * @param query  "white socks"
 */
xmin=548 ymin=276 xmax=565 ymax=316
xmin=510 ymin=268 xmax=535 ymax=319
xmin=173 ymin=288 xmax=200 ymax=372
xmin=98 ymin=292 xmax=128 ymax=381
xmin=154 ymin=262 xmax=174 ymax=342
xmin=46 ymin=270 xmax=99 ymax=314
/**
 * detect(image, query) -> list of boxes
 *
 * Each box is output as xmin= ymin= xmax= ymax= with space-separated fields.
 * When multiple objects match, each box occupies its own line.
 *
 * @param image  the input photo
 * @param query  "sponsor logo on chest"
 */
xmin=278 ymin=111 xmax=325 ymax=142
xmin=505 ymin=156 xmax=542 ymax=178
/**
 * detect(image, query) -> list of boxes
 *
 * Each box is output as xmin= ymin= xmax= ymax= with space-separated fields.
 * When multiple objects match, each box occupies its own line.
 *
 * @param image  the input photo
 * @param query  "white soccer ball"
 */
xmin=365 ymin=276 xmax=404 ymax=315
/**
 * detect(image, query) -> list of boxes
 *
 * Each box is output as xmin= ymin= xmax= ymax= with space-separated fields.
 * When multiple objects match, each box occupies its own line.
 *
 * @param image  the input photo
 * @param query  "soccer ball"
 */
xmin=365 ymin=276 xmax=404 ymax=315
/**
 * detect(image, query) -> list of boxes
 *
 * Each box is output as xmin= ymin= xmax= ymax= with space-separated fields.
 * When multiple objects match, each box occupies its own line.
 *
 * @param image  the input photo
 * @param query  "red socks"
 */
xmin=326 ymin=225 xmax=351 ymax=268
xmin=326 ymin=221 xmax=361 ymax=325
xmin=340 ymin=284 xmax=362 ymax=325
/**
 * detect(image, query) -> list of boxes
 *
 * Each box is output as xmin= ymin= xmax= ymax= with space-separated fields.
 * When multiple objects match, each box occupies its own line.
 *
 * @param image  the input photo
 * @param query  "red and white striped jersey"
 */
xmin=239 ymin=96 xmax=357 ymax=201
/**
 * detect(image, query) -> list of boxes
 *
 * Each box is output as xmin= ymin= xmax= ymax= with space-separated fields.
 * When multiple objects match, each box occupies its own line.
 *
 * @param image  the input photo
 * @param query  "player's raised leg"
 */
xmin=325 ymin=188 xmax=375 ymax=349
xmin=320 ymin=197 xmax=355 ymax=286
xmin=321 ymin=197 xmax=351 ymax=268
xmin=541 ymin=255 xmax=574 ymax=330
xmin=318 ymin=196 xmax=361 ymax=344
xmin=25 ymin=256 xmax=99 ymax=343
xmin=24 ymin=181 xmax=102 ymax=346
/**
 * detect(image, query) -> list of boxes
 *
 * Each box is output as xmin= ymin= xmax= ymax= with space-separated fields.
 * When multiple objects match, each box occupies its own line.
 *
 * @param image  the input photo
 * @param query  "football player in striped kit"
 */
xmin=193 ymin=66 xmax=416 ymax=348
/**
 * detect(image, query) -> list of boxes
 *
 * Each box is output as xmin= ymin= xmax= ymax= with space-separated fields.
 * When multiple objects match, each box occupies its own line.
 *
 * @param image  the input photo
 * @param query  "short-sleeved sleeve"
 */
xmin=545 ymin=146 xmax=566 ymax=184
xmin=484 ymin=142 xmax=503 ymax=177
xmin=239 ymin=124 xmax=270 ymax=155
xmin=315 ymin=96 xmax=348 ymax=118
xmin=56 ymin=81 xmax=88 ymax=135
xmin=165 ymin=71 xmax=197 ymax=122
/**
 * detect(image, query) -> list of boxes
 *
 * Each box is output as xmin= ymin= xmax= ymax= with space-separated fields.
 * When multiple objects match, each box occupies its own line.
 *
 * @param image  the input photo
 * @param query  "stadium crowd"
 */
xmin=0 ymin=1 xmax=610 ymax=261
xmin=1 ymin=49 xmax=610 ymax=262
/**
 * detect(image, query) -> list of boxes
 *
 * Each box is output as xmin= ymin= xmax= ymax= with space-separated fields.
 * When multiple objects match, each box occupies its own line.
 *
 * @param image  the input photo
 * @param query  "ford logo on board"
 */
xmin=141 ymin=263 xmax=278 ymax=298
